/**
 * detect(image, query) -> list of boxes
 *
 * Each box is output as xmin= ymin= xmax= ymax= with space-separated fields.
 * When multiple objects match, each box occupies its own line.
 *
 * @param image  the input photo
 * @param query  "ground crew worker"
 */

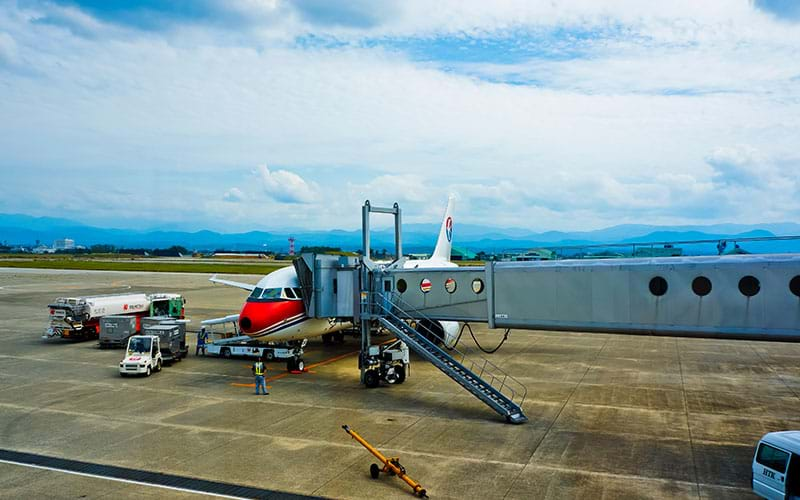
xmin=196 ymin=327 xmax=208 ymax=356
xmin=253 ymin=356 xmax=268 ymax=395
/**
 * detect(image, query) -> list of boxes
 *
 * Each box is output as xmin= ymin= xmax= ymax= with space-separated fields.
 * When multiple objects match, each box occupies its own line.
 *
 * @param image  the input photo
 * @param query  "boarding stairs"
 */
xmin=373 ymin=292 xmax=528 ymax=424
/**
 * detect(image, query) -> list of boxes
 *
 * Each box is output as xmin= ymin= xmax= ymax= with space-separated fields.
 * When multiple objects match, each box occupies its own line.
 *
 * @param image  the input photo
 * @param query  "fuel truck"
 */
xmin=45 ymin=292 xmax=185 ymax=341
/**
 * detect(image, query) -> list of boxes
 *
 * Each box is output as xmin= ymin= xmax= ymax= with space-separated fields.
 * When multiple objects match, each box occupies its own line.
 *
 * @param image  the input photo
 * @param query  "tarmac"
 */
xmin=1 ymin=268 xmax=799 ymax=499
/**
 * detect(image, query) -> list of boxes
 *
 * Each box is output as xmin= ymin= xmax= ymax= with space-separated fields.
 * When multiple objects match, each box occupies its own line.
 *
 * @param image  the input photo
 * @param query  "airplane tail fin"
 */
xmin=431 ymin=195 xmax=455 ymax=261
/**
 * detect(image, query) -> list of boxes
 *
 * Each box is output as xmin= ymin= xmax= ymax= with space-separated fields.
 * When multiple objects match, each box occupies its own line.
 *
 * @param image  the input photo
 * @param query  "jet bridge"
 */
xmin=294 ymin=201 xmax=800 ymax=424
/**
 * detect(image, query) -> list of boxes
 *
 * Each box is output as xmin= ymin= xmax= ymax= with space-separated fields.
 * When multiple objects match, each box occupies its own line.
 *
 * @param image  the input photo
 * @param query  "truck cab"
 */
xmin=753 ymin=431 xmax=800 ymax=499
xmin=119 ymin=335 xmax=162 ymax=377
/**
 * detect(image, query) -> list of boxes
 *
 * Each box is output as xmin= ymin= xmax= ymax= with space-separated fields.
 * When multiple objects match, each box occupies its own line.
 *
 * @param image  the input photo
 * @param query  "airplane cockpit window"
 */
xmin=293 ymin=288 xmax=303 ymax=299
xmin=284 ymin=288 xmax=296 ymax=299
xmin=260 ymin=288 xmax=282 ymax=299
xmin=249 ymin=287 xmax=263 ymax=299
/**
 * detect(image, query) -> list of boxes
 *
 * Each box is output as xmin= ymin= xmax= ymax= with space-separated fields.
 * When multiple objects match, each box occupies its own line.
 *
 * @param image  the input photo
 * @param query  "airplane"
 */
xmin=206 ymin=197 xmax=460 ymax=358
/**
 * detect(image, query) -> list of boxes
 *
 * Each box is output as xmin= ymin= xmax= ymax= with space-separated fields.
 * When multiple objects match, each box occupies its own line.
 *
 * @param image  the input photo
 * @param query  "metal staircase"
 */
xmin=373 ymin=292 xmax=528 ymax=424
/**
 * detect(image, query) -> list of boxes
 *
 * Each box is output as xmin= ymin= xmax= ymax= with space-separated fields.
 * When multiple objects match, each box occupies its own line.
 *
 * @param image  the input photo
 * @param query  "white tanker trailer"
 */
xmin=45 ymin=292 xmax=184 ymax=340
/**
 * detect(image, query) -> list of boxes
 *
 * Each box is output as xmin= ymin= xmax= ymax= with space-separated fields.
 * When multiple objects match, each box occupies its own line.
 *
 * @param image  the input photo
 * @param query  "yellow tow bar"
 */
xmin=342 ymin=425 xmax=428 ymax=498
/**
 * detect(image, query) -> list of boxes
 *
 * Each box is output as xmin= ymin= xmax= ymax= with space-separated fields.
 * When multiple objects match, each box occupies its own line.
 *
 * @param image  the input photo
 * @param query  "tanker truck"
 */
xmin=45 ymin=292 xmax=185 ymax=341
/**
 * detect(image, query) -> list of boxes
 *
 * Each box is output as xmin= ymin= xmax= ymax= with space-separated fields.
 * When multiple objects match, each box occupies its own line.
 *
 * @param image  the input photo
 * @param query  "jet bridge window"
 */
xmin=790 ymin=276 xmax=800 ymax=297
xmin=738 ymin=276 xmax=760 ymax=297
xmin=396 ymin=279 xmax=408 ymax=293
xmin=692 ymin=276 xmax=712 ymax=297
xmin=649 ymin=276 xmax=668 ymax=296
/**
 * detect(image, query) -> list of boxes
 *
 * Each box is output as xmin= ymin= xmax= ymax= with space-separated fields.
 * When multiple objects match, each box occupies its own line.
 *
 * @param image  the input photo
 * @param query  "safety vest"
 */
xmin=254 ymin=362 xmax=264 ymax=376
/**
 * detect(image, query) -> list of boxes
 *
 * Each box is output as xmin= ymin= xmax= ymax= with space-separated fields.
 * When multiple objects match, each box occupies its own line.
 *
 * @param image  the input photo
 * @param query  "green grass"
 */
xmin=0 ymin=259 xmax=287 ymax=275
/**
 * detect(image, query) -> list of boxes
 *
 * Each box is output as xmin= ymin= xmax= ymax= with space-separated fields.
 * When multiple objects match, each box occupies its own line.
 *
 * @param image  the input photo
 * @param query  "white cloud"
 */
xmin=0 ymin=1 xmax=799 ymax=231
xmin=256 ymin=164 xmax=318 ymax=204
xmin=0 ymin=32 xmax=17 ymax=65
xmin=223 ymin=187 xmax=246 ymax=202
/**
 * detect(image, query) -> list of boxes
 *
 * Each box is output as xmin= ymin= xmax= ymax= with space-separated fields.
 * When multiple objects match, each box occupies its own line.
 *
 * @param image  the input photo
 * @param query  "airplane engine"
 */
xmin=415 ymin=319 xmax=459 ymax=348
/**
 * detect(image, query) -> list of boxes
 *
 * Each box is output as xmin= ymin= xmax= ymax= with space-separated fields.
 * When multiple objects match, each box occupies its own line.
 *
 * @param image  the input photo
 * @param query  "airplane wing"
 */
xmin=209 ymin=274 xmax=256 ymax=292
xmin=201 ymin=314 xmax=240 ymax=326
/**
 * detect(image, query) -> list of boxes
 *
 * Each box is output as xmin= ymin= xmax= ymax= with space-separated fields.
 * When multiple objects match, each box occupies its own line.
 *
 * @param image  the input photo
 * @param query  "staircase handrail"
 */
xmin=370 ymin=291 xmax=527 ymax=406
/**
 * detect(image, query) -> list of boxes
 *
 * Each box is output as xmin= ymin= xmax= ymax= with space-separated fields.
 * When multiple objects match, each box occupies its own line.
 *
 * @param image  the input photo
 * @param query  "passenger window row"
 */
xmin=648 ymin=274 xmax=800 ymax=298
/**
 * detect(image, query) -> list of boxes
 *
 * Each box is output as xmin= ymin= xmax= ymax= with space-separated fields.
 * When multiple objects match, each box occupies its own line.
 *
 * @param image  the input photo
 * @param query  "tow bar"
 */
xmin=342 ymin=425 xmax=427 ymax=498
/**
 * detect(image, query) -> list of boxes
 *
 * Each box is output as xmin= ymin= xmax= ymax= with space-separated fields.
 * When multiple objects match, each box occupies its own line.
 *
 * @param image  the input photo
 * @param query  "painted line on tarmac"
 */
xmin=0 ymin=449 xmax=316 ymax=500
xmin=230 ymin=350 xmax=359 ymax=388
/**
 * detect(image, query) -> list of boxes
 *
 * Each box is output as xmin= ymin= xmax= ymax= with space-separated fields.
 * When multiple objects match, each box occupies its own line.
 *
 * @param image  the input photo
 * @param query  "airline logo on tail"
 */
xmin=445 ymin=217 xmax=453 ymax=242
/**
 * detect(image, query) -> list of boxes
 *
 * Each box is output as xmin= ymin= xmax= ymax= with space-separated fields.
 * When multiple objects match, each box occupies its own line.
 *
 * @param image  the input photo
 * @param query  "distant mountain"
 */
xmin=1 ymin=213 xmax=799 ymax=254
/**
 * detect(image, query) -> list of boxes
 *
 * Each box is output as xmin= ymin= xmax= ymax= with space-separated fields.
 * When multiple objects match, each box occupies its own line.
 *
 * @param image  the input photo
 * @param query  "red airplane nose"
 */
xmin=239 ymin=299 xmax=305 ymax=336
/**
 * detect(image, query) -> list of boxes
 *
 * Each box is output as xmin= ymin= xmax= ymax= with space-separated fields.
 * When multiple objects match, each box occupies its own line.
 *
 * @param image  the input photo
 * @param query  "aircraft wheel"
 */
xmin=365 ymin=369 xmax=380 ymax=388
xmin=370 ymin=463 xmax=381 ymax=479
xmin=221 ymin=347 xmax=231 ymax=358
xmin=295 ymin=358 xmax=305 ymax=371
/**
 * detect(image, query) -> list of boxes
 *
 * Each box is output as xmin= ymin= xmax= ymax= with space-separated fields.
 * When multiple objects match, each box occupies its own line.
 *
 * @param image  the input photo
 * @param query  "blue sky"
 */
xmin=1 ymin=0 xmax=799 ymax=232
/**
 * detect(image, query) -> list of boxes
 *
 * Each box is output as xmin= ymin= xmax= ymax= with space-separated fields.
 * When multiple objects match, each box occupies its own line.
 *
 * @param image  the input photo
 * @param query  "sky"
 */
xmin=0 ymin=0 xmax=799 ymax=232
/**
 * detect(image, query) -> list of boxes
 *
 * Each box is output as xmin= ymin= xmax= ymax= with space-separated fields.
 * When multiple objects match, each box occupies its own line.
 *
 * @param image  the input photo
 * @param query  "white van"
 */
xmin=752 ymin=431 xmax=800 ymax=500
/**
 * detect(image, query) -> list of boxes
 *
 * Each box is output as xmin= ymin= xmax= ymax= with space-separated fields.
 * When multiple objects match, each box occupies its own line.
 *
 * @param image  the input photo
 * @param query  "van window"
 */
xmin=756 ymin=443 xmax=790 ymax=473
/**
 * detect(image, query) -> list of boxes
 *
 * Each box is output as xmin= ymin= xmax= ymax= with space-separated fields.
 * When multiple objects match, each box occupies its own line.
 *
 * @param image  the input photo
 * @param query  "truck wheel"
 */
xmin=155 ymin=360 xmax=162 ymax=372
xmin=365 ymin=369 xmax=380 ymax=388
xmin=145 ymin=366 xmax=151 ymax=377
xmin=221 ymin=347 xmax=231 ymax=358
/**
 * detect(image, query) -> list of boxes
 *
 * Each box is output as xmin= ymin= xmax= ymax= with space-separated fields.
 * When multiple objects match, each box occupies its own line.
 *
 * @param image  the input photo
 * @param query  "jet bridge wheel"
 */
xmin=364 ymin=369 xmax=380 ymax=388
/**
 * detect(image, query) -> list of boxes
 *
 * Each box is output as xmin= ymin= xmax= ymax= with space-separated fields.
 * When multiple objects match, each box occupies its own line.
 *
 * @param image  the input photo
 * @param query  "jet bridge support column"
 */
xmin=360 ymin=200 xmax=403 ymax=384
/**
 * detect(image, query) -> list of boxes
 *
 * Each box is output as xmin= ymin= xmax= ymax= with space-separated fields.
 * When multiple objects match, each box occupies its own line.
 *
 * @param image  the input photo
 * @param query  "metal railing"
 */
xmin=368 ymin=290 xmax=528 ymax=408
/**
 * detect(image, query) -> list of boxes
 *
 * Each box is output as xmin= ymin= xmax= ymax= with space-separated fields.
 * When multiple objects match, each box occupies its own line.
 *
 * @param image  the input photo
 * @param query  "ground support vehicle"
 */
xmin=342 ymin=425 xmax=427 ymax=498
xmin=142 ymin=320 xmax=189 ymax=362
xmin=119 ymin=335 xmax=163 ymax=377
xmin=359 ymin=339 xmax=409 ymax=388
xmin=752 ymin=431 xmax=800 ymax=499
xmin=206 ymin=336 xmax=307 ymax=371
xmin=46 ymin=292 xmax=185 ymax=340
xmin=98 ymin=315 xmax=140 ymax=348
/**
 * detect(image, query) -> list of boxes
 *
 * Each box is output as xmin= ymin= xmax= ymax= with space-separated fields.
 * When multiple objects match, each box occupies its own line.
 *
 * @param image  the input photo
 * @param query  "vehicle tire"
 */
xmin=120 ymin=373 xmax=127 ymax=377
xmin=365 ymin=369 xmax=380 ymax=388
xmin=370 ymin=463 xmax=381 ymax=479
xmin=334 ymin=332 xmax=345 ymax=343
xmin=145 ymin=366 xmax=151 ymax=377
xmin=395 ymin=365 xmax=406 ymax=384
xmin=221 ymin=347 xmax=231 ymax=358
xmin=295 ymin=358 xmax=305 ymax=372
xmin=287 ymin=358 xmax=296 ymax=372
xmin=155 ymin=360 xmax=162 ymax=372
xmin=266 ymin=350 xmax=274 ymax=361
